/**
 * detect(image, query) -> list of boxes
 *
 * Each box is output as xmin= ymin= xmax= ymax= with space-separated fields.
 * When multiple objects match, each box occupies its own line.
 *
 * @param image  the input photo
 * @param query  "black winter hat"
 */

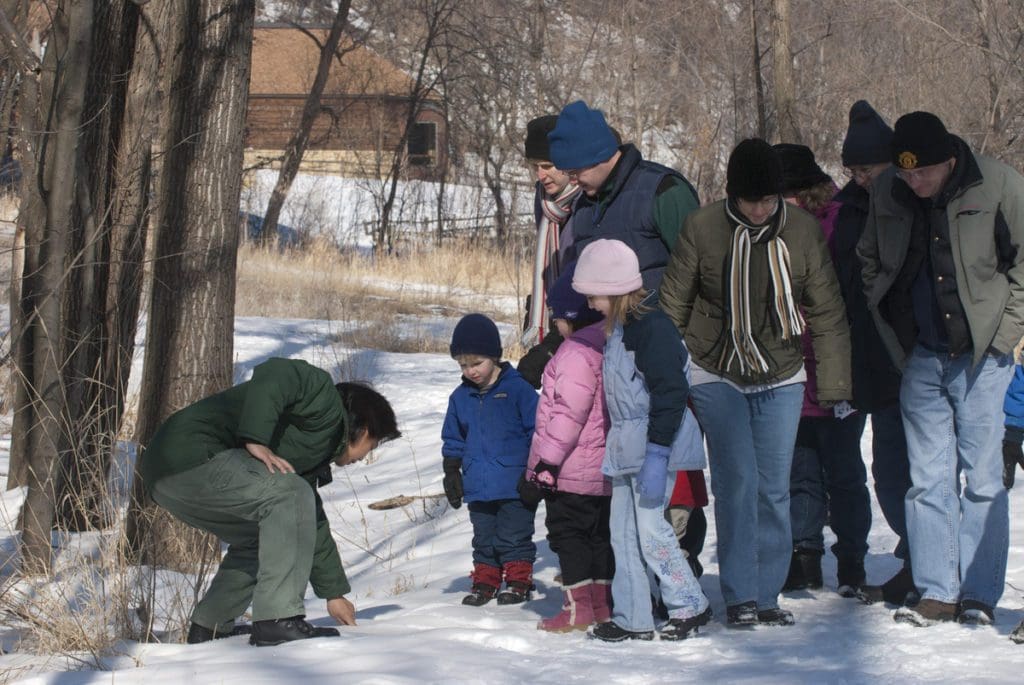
xmin=842 ymin=100 xmax=893 ymax=166
xmin=891 ymin=111 xmax=954 ymax=169
xmin=524 ymin=115 xmax=559 ymax=161
xmin=726 ymin=138 xmax=784 ymax=199
xmin=773 ymin=143 xmax=832 ymax=194
xmin=450 ymin=313 xmax=502 ymax=359
xmin=547 ymin=262 xmax=603 ymax=325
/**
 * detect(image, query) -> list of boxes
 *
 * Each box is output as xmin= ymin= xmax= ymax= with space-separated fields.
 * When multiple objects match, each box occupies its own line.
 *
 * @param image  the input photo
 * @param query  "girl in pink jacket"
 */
xmin=520 ymin=263 xmax=612 ymax=633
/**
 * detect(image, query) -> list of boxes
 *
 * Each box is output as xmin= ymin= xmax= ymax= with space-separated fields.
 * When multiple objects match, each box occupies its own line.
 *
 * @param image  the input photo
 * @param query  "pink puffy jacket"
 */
xmin=526 ymin=321 xmax=611 ymax=496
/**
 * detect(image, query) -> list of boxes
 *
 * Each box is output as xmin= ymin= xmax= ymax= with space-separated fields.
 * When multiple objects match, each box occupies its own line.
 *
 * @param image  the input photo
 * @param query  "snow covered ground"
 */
xmin=2 ymin=315 xmax=1024 ymax=683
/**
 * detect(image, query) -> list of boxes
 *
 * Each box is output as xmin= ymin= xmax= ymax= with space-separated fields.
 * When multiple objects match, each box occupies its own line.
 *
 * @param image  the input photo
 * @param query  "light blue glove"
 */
xmin=637 ymin=443 xmax=670 ymax=506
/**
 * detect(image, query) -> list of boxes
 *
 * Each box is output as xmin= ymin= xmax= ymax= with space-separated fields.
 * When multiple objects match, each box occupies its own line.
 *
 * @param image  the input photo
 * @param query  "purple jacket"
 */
xmin=526 ymin=321 xmax=611 ymax=496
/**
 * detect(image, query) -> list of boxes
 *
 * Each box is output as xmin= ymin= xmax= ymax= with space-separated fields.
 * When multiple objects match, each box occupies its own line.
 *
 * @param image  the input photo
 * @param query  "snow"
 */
xmin=2 ymin=314 xmax=1024 ymax=684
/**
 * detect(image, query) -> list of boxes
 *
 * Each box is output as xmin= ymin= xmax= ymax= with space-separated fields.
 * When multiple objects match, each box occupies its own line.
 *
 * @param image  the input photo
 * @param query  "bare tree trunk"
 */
xmin=750 ymin=0 xmax=767 ymax=139
xmin=259 ymin=0 xmax=351 ymax=247
xmin=770 ymin=0 xmax=801 ymax=143
xmin=127 ymin=0 xmax=255 ymax=567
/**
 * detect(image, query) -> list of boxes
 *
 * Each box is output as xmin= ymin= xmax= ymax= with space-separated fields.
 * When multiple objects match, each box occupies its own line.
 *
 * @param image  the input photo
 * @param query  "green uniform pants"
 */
xmin=151 ymin=448 xmax=316 ymax=629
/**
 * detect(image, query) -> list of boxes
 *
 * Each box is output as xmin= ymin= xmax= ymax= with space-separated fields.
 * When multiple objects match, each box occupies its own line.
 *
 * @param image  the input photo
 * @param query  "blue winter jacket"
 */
xmin=441 ymin=363 xmax=539 ymax=502
xmin=1004 ymin=363 xmax=1024 ymax=433
xmin=602 ymin=296 xmax=706 ymax=477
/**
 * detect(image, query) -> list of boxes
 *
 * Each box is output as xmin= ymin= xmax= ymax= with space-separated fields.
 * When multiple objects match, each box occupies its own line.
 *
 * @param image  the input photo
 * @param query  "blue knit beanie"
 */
xmin=450 ymin=313 xmax=502 ymax=359
xmin=842 ymin=100 xmax=893 ymax=166
xmin=547 ymin=262 xmax=603 ymax=325
xmin=548 ymin=100 xmax=619 ymax=170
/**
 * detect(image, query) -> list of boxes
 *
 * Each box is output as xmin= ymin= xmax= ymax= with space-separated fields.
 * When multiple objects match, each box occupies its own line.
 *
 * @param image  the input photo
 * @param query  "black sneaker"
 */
xmin=660 ymin=606 xmax=713 ymax=641
xmin=249 ymin=616 xmax=340 ymax=646
xmin=590 ymin=620 xmax=655 ymax=642
xmin=496 ymin=581 xmax=533 ymax=605
xmin=726 ymin=601 xmax=758 ymax=628
xmin=782 ymin=548 xmax=823 ymax=592
xmin=860 ymin=566 xmax=916 ymax=605
xmin=462 ymin=583 xmax=499 ymax=606
xmin=186 ymin=622 xmax=253 ymax=644
xmin=957 ymin=599 xmax=994 ymax=626
xmin=757 ymin=607 xmax=795 ymax=626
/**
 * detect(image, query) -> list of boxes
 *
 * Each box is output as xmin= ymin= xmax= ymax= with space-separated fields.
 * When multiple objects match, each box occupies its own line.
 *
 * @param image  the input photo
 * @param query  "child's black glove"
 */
xmin=1003 ymin=428 xmax=1024 ymax=489
xmin=442 ymin=458 xmax=463 ymax=508
xmin=516 ymin=330 xmax=563 ymax=389
xmin=517 ymin=463 xmax=557 ymax=510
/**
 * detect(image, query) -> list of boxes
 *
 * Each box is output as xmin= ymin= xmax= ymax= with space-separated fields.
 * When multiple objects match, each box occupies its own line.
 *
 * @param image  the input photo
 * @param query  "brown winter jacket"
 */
xmin=660 ymin=199 xmax=852 ymax=401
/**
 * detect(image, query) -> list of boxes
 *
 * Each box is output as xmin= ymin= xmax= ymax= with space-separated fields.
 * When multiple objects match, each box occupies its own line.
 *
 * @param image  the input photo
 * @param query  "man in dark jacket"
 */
xmin=858 ymin=111 xmax=1024 ymax=628
xmin=547 ymin=100 xmax=699 ymax=292
xmin=139 ymin=357 xmax=400 ymax=646
xmin=832 ymin=101 xmax=914 ymax=605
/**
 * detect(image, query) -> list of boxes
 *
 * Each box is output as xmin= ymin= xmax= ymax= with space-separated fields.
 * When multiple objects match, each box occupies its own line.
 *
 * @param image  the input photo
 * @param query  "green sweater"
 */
xmin=140 ymin=357 xmax=352 ymax=598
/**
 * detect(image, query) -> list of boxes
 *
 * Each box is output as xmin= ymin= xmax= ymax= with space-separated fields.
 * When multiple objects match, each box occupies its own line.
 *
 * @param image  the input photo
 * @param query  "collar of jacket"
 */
xmin=593 ymin=144 xmax=643 ymax=208
xmin=463 ymin=361 xmax=515 ymax=394
xmin=834 ymin=178 xmax=869 ymax=212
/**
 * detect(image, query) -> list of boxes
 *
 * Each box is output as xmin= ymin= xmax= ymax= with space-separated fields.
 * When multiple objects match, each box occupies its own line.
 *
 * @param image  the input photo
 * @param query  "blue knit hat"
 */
xmin=547 ymin=262 xmax=603 ymax=325
xmin=548 ymin=100 xmax=619 ymax=170
xmin=450 ymin=313 xmax=502 ymax=359
xmin=842 ymin=100 xmax=893 ymax=166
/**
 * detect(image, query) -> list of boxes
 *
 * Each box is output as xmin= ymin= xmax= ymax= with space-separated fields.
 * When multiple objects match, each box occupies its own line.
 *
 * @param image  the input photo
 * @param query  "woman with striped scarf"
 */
xmin=659 ymin=138 xmax=851 ymax=629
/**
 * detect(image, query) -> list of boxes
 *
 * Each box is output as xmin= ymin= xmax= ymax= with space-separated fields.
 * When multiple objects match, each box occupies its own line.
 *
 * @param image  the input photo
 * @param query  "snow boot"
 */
xmin=893 ymin=598 xmax=957 ymax=627
xmin=590 ymin=620 xmax=654 ymax=642
xmin=757 ymin=607 xmax=796 ymax=626
xmin=836 ymin=557 xmax=866 ymax=598
xmin=860 ymin=565 xmax=917 ymax=605
xmin=538 ymin=580 xmax=595 ymax=633
xmin=726 ymin=601 xmax=758 ymax=628
xmin=957 ymin=599 xmax=994 ymax=626
xmin=659 ymin=606 xmax=712 ymax=641
xmin=249 ymin=616 xmax=339 ymax=646
xmin=462 ymin=562 xmax=502 ymax=606
xmin=591 ymin=579 xmax=613 ymax=623
xmin=497 ymin=560 xmax=534 ymax=605
xmin=187 ymin=621 xmax=252 ymax=644
xmin=782 ymin=548 xmax=823 ymax=591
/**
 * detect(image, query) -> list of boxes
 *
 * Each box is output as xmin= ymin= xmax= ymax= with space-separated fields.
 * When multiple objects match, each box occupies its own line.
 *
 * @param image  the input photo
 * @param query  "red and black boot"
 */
xmin=463 ymin=563 xmax=502 ymax=606
xmin=497 ymin=560 xmax=534 ymax=605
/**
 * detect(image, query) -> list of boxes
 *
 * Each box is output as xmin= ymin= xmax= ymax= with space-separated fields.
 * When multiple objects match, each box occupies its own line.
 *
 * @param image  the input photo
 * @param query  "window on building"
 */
xmin=407 ymin=122 xmax=437 ymax=167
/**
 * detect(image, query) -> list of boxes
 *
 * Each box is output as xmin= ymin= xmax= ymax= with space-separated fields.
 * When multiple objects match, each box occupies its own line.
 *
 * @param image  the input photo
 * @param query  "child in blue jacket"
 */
xmin=1005 ymin=360 xmax=1024 ymax=644
xmin=442 ymin=313 xmax=540 ymax=606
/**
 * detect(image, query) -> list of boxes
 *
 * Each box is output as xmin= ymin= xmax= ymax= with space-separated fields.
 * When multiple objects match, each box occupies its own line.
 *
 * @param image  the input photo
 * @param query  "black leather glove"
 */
xmin=442 ymin=458 xmax=463 ymax=508
xmin=516 ymin=330 xmax=564 ymax=389
xmin=517 ymin=473 xmax=544 ymax=511
xmin=1003 ymin=428 xmax=1024 ymax=489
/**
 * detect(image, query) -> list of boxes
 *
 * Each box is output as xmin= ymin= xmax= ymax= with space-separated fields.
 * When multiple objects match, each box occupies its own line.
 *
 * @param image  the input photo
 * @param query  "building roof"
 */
xmin=249 ymin=26 xmax=424 ymax=98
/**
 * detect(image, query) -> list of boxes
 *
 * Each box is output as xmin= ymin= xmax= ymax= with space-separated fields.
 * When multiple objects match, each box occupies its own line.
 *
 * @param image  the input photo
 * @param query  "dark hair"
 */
xmin=336 ymin=382 xmax=401 ymax=444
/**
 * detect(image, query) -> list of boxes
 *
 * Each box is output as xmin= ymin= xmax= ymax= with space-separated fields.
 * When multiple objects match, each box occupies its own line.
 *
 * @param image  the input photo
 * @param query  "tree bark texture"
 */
xmin=770 ymin=0 xmax=801 ymax=143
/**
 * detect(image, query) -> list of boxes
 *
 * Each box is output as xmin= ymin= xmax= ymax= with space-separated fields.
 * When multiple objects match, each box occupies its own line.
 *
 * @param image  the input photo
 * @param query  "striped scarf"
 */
xmin=720 ymin=199 xmax=804 ymax=376
xmin=522 ymin=182 xmax=582 ymax=347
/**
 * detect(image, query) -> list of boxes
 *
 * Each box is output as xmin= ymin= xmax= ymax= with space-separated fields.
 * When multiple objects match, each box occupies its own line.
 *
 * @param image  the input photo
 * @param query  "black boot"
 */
xmin=860 ymin=565 xmax=916 ymax=605
xmin=187 ymin=622 xmax=253 ymax=644
xmin=836 ymin=557 xmax=866 ymax=598
xmin=781 ymin=548 xmax=823 ymax=591
xmin=590 ymin=620 xmax=654 ymax=642
xmin=726 ymin=601 xmax=758 ymax=628
xmin=659 ymin=606 xmax=713 ymax=641
xmin=249 ymin=616 xmax=340 ymax=647
xmin=462 ymin=583 xmax=499 ymax=606
xmin=496 ymin=581 xmax=533 ymax=605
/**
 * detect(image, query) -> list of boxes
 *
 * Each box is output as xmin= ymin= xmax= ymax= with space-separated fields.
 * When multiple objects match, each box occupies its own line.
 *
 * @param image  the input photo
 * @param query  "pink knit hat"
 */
xmin=572 ymin=239 xmax=643 ymax=296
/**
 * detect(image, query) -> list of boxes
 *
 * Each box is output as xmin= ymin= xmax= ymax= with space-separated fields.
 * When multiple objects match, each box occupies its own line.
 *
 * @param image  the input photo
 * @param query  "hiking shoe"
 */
xmin=590 ymin=620 xmax=655 ymax=642
xmin=893 ymin=598 xmax=957 ymax=627
xmin=660 ymin=606 xmax=713 ymax=641
xmin=187 ymin=622 xmax=252 ymax=644
xmin=757 ymin=607 xmax=796 ymax=626
xmin=496 ymin=581 xmax=533 ymax=605
xmin=1011 ymin=619 xmax=1024 ymax=644
xmin=726 ymin=601 xmax=758 ymax=628
xmin=462 ymin=583 xmax=499 ymax=606
xmin=957 ymin=600 xmax=994 ymax=626
xmin=249 ymin=616 xmax=339 ymax=646
xmin=836 ymin=557 xmax=866 ymax=598
xmin=782 ymin=548 xmax=823 ymax=592
xmin=860 ymin=566 xmax=917 ymax=605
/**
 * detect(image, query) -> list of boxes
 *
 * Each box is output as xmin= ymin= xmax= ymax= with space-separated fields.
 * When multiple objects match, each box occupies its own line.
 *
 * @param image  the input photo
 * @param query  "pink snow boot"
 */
xmin=538 ymin=580 xmax=595 ymax=633
xmin=591 ymin=579 xmax=613 ymax=623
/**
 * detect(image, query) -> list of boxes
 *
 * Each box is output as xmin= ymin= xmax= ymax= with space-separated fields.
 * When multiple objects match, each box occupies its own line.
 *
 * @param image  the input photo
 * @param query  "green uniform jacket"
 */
xmin=140 ymin=357 xmax=352 ymax=598
xmin=857 ymin=154 xmax=1024 ymax=369
xmin=660 ymin=200 xmax=852 ymax=400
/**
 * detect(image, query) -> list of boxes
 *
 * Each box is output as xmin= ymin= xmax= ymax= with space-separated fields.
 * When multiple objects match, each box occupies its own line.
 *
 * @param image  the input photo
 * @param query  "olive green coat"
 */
xmin=660 ymin=200 xmax=852 ymax=401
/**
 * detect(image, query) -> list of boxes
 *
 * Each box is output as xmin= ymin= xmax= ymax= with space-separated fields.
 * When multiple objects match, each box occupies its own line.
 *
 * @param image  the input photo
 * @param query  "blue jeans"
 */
xmin=900 ymin=346 xmax=1014 ymax=607
xmin=789 ymin=413 xmax=871 ymax=562
xmin=467 ymin=499 xmax=537 ymax=567
xmin=609 ymin=474 xmax=707 ymax=631
xmin=870 ymin=405 xmax=911 ymax=563
xmin=690 ymin=382 xmax=804 ymax=608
